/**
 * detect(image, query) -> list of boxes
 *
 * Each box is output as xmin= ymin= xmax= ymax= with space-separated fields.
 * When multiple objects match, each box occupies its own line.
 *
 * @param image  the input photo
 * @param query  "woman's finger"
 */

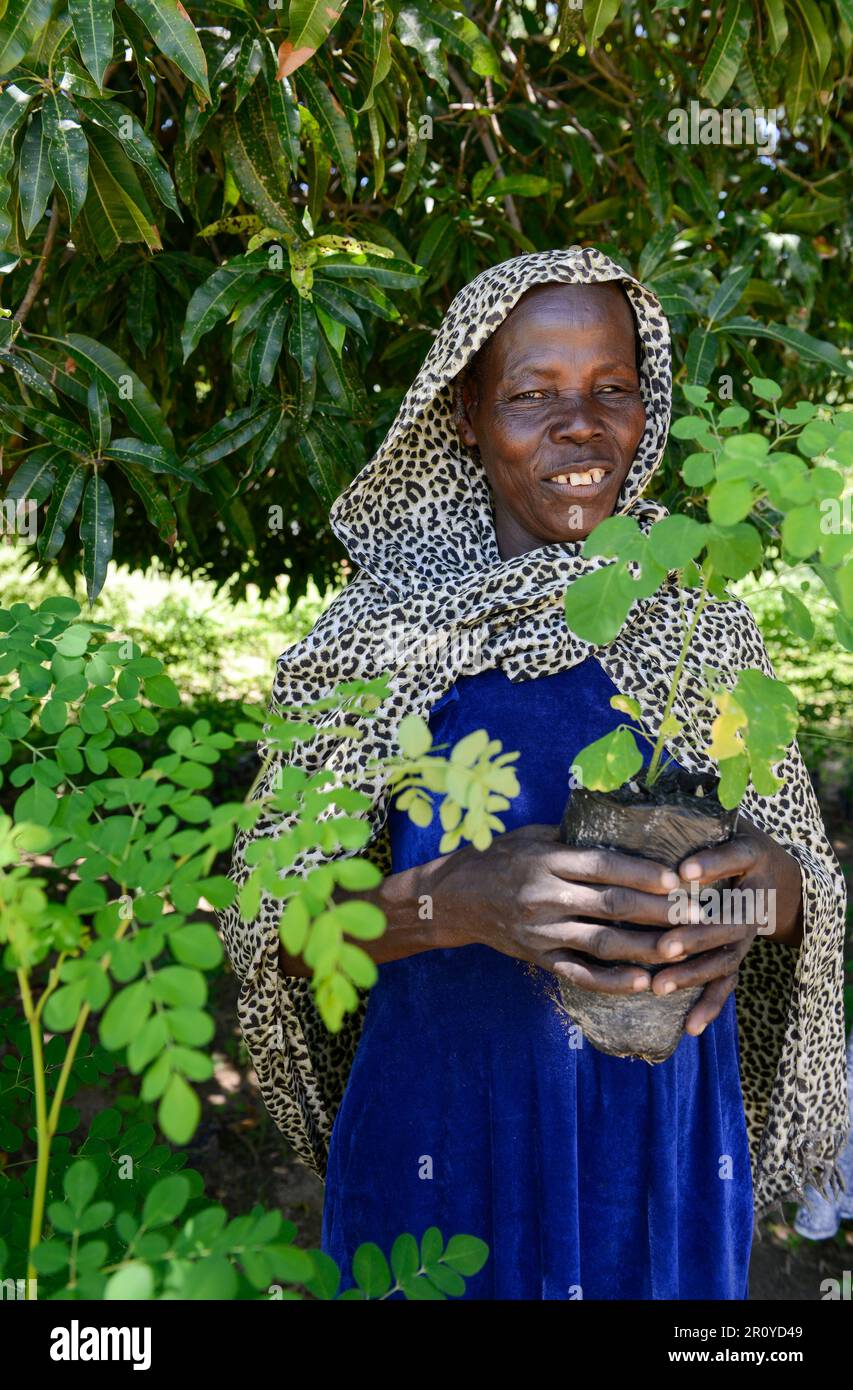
xmin=683 ymin=974 xmax=739 ymax=1035
xmin=533 ymin=919 xmax=669 ymax=964
xmin=560 ymin=880 xmax=705 ymax=928
xmin=653 ymin=916 xmax=754 ymax=961
xmin=546 ymin=846 xmax=680 ymax=895
xmin=677 ymin=835 xmax=762 ymax=885
xmin=650 ymin=940 xmax=748 ymax=994
xmin=545 ymin=949 xmax=651 ymax=995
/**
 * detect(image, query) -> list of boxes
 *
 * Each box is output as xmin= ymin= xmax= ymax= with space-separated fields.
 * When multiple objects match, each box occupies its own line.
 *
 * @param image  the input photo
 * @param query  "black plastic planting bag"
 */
xmin=555 ymin=770 xmax=739 ymax=1063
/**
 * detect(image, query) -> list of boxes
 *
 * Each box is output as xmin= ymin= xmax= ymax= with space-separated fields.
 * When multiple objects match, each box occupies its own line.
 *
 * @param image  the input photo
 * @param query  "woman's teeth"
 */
xmin=550 ymin=469 xmax=606 ymax=486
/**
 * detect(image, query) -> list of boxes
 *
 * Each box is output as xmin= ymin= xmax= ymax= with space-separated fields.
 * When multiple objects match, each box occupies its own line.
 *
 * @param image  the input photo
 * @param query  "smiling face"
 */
xmin=456 ymin=281 xmax=647 ymax=559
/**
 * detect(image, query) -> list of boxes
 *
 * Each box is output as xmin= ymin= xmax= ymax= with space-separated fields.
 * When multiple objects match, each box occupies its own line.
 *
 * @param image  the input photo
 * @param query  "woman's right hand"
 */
xmin=426 ymin=823 xmax=707 ymax=995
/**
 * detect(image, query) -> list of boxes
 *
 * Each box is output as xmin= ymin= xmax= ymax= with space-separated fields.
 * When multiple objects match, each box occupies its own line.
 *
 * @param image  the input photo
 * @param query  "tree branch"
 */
xmin=14 ymin=198 xmax=60 ymax=327
xmin=447 ymin=62 xmax=521 ymax=233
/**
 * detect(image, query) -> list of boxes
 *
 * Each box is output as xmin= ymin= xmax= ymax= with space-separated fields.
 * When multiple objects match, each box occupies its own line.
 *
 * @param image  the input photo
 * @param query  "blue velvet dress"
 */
xmin=321 ymin=658 xmax=754 ymax=1300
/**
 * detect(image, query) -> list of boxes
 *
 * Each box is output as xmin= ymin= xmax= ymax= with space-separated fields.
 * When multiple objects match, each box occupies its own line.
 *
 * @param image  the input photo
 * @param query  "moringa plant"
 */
xmin=0 ymin=595 xmax=488 ymax=1297
xmin=562 ymin=379 xmax=853 ymax=806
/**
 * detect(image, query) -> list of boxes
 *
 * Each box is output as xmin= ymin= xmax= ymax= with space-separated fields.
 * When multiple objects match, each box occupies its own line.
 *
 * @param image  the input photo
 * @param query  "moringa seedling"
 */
xmin=564 ymin=380 xmax=852 ymax=809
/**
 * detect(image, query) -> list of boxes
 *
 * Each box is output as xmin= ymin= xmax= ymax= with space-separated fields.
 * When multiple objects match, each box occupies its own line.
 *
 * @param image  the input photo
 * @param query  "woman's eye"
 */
xmin=514 ymin=390 xmax=545 ymax=400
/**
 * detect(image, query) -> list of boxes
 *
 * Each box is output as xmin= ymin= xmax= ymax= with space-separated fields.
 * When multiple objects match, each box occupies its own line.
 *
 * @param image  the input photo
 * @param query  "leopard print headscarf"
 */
xmin=218 ymin=247 xmax=849 ymax=1221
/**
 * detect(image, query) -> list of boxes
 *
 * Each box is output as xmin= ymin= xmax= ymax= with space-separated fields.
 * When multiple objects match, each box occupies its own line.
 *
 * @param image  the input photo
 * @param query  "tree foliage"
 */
xmin=0 ymin=0 xmax=850 ymax=602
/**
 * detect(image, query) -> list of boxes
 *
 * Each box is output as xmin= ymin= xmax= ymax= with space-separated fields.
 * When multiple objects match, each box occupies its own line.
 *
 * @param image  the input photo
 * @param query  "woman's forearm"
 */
xmin=277 ymin=854 xmax=463 ymax=978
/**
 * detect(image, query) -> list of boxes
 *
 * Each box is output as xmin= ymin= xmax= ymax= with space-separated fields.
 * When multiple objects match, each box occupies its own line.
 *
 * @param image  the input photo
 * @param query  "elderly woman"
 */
xmin=219 ymin=248 xmax=848 ymax=1301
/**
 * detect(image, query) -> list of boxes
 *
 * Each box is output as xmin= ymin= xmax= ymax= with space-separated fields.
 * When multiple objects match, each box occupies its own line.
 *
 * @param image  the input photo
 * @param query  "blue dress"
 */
xmin=321 ymin=658 xmax=754 ymax=1299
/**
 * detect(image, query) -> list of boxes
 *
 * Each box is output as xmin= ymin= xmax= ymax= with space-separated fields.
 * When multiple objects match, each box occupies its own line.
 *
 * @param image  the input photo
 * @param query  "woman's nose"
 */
xmin=548 ymin=396 xmax=603 ymax=443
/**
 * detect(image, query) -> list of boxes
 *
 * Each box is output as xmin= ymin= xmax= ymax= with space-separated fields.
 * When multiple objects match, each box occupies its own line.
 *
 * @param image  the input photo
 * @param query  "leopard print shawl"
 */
xmin=218 ymin=247 xmax=849 ymax=1221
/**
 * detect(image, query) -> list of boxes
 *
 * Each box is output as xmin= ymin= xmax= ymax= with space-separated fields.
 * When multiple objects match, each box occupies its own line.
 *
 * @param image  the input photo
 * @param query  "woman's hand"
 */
xmin=647 ymin=820 xmax=804 ymax=1037
xmin=429 ymin=823 xmax=701 ymax=994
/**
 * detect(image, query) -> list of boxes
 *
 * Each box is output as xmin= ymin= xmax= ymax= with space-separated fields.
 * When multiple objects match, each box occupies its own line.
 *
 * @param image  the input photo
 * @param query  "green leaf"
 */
xmin=76 ymin=97 xmax=181 ymax=215
xmin=781 ymin=589 xmax=815 ymax=641
xmin=352 ymin=1242 xmax=392 ymax=1297
xmin=248 ymin=292 xmax=288 ymax=389
xmin=0 ymin=0 xmax=54 ymax=75
xmin=170 ymin=922 xmax=222 ymax=969
xmin=795 ymin=0 xmax=832 ymax=81
xmin=223 ymin=83 xmax=302 ymax=238
xmin=781 ymin=504 xmax=821 ymax=559
xmin=698 ymin=0 xmax=751 ymax=105
xmin=764 ymin=0 xmax=788 ymax=53
xmin=63 ymin=333 xmax=174 ymax=450
xmin=126 ymin=260 xmax=158 ymax=355
xmin=705 ymin=522 xmax=763 ymax=580
xmin=5 ymin=444 xmax=60 ymax=504
xmin=186 ymin=403 xmax=275 ymax=467
xmin=682 ymin=452 xmax=715 ymax=487
xmin=38 ymin=459 xmax=87 ymax=561
xmin=234 ymin=31 xmax=264 ymax=107
xmin=397 ymin=712 xmax=432 ymax=757
xmin=485 ymin=174 xmax=553 ymax=198
xmin=723 ymin=317 xmax=851 ymax=377
xmin=43 ymin=89 xmax=89 ymax=221
xmin=583 ymin=0 xmax=621 ymax=47
xmin=785 ymin=28 xmax=815 ymax=128
xmin=104 ymin=437 xmax=208 ymax=489
xmin=100 ymin=980 xmax=152 ymax=1051
xmin=104 ymin=1262 xmax=154 ymax=1300
xmin=441 ymin=1233 xmax=489 ymax=1276
xmin=564 ymin=563 xmax=635 ymax=644
xmin=64 ymin=1158 xmax=98 ymax=1213
xmin=356 ymin=0 xmax=392 ymax=112
xmin=0 ymin=396 xmax=90 ymax=453
xmin=572 ymin=726 xmax=643 ymax=793
xmin=707 ymin=264 xmax=751 ymax=323
xmin=80 ymin=123 xmax=162 ymax=253
xmin=288 ymin=293 xmax=320 ymax=383
xmin=749 ymin=375 xmax=781 ymax=402
xmin=143 ymin=672 xmax=181 ymax=706
xmin=142 ymin=1174 xmax=190 ymax=1227
xmin=118 ymin=460 xmax=177 ymax=545
xmin=80 ymin=471 xmax=114 ymax=602
xmin=181 ymin=253 xmax=266 ymax=361
xmin=158 ymin=1070 xmax=200 ymax=1145
xmin=283 ymin=0 xmax=346 ymax=76
xmin=717 ymin=752 xmax=750 ymax=809
xmin=19 ymin=110 xmax=54 ymax=238
xmin=707 ymin=479 xmax=755 ymax=525
xmin=69 ymin=0 xmax=114 ymax=89
xmin=125 ymin=0 xmax=210 ymax=101
xmin=87 ymin=377 xmax=111 ymax=451
xmin=647 ymin=515 xmax=706 ymax=569
xmin=297 ymin=67 xmax=356 ymax=202
xmin=390 ymin=1232 xmax=419 ymax=1283
xmin=610 ymin=693 xmax=642 ymax=720
xmin=685 ymin=328 xmax=718 ymax=387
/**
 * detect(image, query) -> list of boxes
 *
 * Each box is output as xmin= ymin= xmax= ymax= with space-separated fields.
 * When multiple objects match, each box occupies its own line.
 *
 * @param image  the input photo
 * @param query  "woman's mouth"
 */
xmin=548 ymin=468 xmax=607 ymax=487
xmin=541 ymin=465 xmax=613 ymax=495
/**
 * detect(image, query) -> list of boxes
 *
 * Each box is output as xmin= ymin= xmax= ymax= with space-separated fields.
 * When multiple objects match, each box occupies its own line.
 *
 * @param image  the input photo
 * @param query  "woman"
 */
xmin=219 ymin=248 xmax=848 ymax=1300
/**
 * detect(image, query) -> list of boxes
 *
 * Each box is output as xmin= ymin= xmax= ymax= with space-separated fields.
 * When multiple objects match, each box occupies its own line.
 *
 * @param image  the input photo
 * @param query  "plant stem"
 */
xmin=645 ymin=579 xmax=710 ymax=787
xmin=18 ymin=969 xmax=49 ymax=1293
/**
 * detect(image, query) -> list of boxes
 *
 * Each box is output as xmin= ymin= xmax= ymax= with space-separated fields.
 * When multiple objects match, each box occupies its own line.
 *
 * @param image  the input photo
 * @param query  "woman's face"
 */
xmin=457 ymin=281 xmax=647 ymax=559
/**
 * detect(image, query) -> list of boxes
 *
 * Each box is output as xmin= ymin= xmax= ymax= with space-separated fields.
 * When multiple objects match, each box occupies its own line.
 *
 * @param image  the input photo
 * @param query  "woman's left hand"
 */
xmin=649 ymin=820 xmax=804 ymax=1037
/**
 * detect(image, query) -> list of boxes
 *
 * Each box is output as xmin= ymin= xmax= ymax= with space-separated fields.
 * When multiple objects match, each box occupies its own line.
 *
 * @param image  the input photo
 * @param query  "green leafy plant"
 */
xmin=0 ymin=594 xmax=490 ymax=1298
xmin=0 ymin=2 xmax=849 ymax=599
xmin=565 ymin=381 xmax=853 ymax=806
xmin=384 ymin=712 xmax=521 ymax=851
